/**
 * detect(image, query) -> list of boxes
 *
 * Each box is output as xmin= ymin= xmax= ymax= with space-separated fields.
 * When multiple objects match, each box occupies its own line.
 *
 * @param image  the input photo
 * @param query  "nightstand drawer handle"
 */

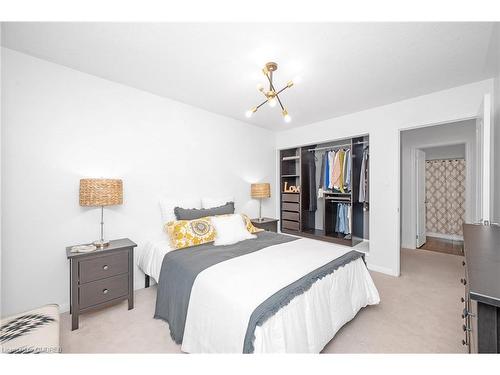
xmin=103 ymin=265 xmax=109 ymax=270
xmin=102 ymin=288 xmax=109 ymax=294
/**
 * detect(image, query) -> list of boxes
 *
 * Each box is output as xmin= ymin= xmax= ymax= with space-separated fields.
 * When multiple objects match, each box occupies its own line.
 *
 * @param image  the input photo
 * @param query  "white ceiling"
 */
xmin=1 ymin=22 xmax=497 ymax=131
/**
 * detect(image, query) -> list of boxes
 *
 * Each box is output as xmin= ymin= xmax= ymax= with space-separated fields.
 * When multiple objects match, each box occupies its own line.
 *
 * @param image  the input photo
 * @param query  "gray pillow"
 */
xmin=174 ymin=201 xmax=235 ymax=220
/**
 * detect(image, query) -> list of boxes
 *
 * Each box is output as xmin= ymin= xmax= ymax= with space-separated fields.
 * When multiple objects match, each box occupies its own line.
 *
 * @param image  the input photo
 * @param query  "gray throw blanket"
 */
xmin=154 ymin=231 xmax=363 ymax=352
xmin=154 ymin=232 xmax=297 ymax=344
xmin=242 ymin=250 xmax=363 ymax=353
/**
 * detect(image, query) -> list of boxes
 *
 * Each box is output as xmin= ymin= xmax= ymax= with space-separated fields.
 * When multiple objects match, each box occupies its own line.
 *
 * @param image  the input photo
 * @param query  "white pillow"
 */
xmin=202 ymin=196 xmax=235 ymax=209
xmin=211 ymin=214 xmax=256 ymax=246
xmin=159 ymin=198 xmax=201 ymax=224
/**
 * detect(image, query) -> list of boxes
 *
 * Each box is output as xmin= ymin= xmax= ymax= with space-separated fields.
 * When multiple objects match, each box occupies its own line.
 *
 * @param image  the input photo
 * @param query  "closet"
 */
xmin=279 ymin=135 xmax=369 ymax=247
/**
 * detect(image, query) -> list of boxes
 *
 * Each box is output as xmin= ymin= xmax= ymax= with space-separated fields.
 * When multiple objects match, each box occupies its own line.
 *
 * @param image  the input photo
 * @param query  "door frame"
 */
xmin=415 ymin=148 xmax=427 ymax=248
xmin=414 ymin=141 xmax=470 ymax=248
xmin=398 ymin=116 xmax=478 ymax=256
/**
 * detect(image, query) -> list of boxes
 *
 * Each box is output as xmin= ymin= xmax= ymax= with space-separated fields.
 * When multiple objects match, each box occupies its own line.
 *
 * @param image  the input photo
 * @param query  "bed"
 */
xmin=138 ymin=231 xmax=379 ymax=353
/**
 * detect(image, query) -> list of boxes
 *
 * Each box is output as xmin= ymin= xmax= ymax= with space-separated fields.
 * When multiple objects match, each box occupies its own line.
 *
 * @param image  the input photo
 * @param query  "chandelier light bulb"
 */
xmin=268 ymin=97 xmax=277 ymax=107
xmin=245 ymin=107 xmax=257 ymax=118
xmin=257 ymin=83 xmax=264 ymax=92
xmin=282 ymin=109 xmax=291 ymax=123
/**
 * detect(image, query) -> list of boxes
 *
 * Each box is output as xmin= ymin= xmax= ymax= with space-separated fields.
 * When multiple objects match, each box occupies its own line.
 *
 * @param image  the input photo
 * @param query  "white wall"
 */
xmin=1 ymin=48 xmax=277 ymax=316
xmin=493 ymin=24 xmax=500 ymax=223
xmin=276 ymin=79 xmax=493 ymax=276
xmin=422 ymin=144 xmax=466 ymax=160
xmin=400 ymin=120 xmax=476 ymax=249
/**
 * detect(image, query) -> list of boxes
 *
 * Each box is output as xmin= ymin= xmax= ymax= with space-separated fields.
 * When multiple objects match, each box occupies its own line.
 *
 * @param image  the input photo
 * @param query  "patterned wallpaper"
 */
xmin=425 ymin=159 xmax=466 ymax=235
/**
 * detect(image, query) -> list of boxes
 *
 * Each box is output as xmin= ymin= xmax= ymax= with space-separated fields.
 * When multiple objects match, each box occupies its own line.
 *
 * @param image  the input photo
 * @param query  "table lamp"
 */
xmin=79 ymin=178 xmax=123 ymax=248
xmin=251 ymin=183 xmax=271 ymax=222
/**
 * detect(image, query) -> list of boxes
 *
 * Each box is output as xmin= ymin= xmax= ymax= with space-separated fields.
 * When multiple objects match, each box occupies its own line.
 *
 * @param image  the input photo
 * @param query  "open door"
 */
xmin=475 ymin=94 xmax=492 ymax=223
xmin=416 ymin=149 xmax=427 ymax=247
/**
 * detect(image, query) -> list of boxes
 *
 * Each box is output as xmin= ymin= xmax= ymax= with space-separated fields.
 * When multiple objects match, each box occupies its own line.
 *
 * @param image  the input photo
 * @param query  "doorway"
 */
xmin=400 ymin=119 xmax=477 ymax=252
xmin=416 ymin=144 xmax=466 ymax=255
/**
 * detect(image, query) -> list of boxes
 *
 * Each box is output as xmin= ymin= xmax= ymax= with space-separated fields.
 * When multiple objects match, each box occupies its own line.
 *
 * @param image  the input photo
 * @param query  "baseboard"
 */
xmin=366 ymin=262 xmax=399 ymax=277
xmin=426 ymin=232 xmax=463 ymax=241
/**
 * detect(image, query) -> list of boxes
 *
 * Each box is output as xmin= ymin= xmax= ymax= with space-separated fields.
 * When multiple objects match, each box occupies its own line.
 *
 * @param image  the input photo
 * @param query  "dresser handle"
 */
xmin=460 ymin=297 xmax=465 ymax=303
xmin=460 ymin=278 xmax=467 ymax=285
xmin=462 ymin=324 xmax=471 ymax=332
xmin=103 ymin=265 xmax=109 ymax=270
xmin=462 ymin=261 xmax=466 ymax=267
xmin=103 ymin=289 xmax=109 ymax=294
xmin=462 ymin=339 xmax=467 ymax=346
xmin=462 ymin=308 xmax=476 ymax=319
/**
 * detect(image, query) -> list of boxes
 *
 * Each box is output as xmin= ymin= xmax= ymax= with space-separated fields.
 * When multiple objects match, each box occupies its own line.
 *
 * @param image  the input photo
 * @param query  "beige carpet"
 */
xmin=61 ymin=248 xmax=467 ymax=353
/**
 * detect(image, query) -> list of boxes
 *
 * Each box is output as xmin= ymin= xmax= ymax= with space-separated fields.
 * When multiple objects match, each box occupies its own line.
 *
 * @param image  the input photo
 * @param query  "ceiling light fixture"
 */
xmin=246 ymin=62 xmax=294 ymax=123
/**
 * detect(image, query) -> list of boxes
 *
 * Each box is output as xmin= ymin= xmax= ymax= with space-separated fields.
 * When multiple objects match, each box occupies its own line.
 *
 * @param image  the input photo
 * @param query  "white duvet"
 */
xmin=181 ymin=237 xmax=380 ymax=353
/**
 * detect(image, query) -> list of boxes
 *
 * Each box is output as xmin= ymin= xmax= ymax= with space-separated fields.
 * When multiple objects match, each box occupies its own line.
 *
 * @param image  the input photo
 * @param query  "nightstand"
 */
xmin=250 ymin=217 xmax=279 ymax=233
xmin=66 ymin=238 xmax=137 ymax=330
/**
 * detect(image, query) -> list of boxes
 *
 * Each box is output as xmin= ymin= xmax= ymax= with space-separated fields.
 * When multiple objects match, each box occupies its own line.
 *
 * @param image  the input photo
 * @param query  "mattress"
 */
xmin=146 ymin=233 xmax=380 ymax=353
xmin=136 ymin=240 xmax=173 ymax=283
xmin=180 ymin=237 xmax=379 ymax=353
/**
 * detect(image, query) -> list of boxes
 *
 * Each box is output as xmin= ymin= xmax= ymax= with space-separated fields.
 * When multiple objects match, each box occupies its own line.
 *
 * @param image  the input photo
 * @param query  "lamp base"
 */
xmin=93 ymin=239 xmax=110 ymax=248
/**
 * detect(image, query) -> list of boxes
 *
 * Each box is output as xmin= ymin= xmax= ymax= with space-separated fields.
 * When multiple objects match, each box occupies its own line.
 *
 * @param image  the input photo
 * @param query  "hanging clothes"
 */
xmin=334 ymin=203 xmax=341 ymax=233
xmin=303 ymin=151 xmax=317 ymax=212
xmin=347 ymin=205 xmax=351 ymax=234
xmin=334 ymin=203 xmax=351 ymax=235
xmin=359 ymin=148 xmax=369 ymax=203
xmin=324 ymin=151 xmax=330 ymax=190
xmin=319 ymin=151 xmax=326 ymax=189
xmin=332 ymin=149 xmax=345 ymax=193
xmin=318 ymin=151 xmax=326 ymax=198
xmin=328 ymin=150 xmax=335 ymax=190
xmin=344 ymin=149 xmax=352 ymax=192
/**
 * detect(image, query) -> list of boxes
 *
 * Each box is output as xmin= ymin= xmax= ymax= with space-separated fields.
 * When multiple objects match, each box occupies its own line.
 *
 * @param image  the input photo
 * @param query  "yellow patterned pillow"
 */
xmin=241 ymin=214 xmax=265 ymax=234
xmin=165 ymin=217 xmax=216 ymax=249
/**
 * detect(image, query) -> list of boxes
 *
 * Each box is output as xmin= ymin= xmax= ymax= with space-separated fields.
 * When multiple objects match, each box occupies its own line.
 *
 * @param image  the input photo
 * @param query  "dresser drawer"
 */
xmin=282 ymin=211 xmax=299 ymax=222
xmin=79 ymin=251 xmax=129 ymax=284
xmin=79 ymin=273 xmax=129 ymax=309
xmin=282 ymin=219 xmax=300 ymax=231
xmin=282 ymin=193 xmax=300 ymax=203
xmin=282 ymin=202 xmax=300 ymax=212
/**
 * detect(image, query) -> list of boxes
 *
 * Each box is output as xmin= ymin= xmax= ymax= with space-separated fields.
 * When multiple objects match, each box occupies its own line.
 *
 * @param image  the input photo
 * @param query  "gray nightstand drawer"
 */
xmin=67 ymin=238 xmax=137 ymax=330
xmin=79 ymin=251 xmax=128 ymax=283
xmin=79 ymin=273 xmax=129 ymax=309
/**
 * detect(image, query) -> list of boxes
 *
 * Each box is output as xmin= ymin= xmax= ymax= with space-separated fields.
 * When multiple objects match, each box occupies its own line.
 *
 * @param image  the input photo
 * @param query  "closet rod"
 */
xmin=307 ymin=140 xmax=368 ymax=152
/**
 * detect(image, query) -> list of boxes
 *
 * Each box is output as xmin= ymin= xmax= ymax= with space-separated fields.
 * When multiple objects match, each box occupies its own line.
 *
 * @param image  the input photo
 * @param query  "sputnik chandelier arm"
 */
xmin=246 ymin=62 xmax=294 ymax=123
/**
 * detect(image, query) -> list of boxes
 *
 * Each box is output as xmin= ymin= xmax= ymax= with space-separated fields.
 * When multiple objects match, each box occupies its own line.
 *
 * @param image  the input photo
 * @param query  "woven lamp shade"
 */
xmin=79 ymin=179 xmax=123 ymax=207
xmin=251 ymin=183 xmax=271 ymax=199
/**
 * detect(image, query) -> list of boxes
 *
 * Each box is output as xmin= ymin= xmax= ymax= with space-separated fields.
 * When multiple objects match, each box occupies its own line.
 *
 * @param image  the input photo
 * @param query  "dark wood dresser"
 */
xmin=462 ymin=224 xmax=500 ymax=353
xmin=66 ymin=238 xmax=137 ymax=330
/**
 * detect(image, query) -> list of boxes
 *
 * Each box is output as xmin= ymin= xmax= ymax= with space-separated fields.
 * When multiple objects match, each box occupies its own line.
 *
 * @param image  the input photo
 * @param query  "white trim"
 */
xmin=426 ymin=232 xmax=464 ymax=241
xmin=366 ymin=262 xmax=399 ymax=277
xmin=409 ymin=140 xmax=474 ymax=249
xmin=398 ymin=115 xmax=479 ymax=272
xmin=480 ymin=94 xmax=492 ymax=222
